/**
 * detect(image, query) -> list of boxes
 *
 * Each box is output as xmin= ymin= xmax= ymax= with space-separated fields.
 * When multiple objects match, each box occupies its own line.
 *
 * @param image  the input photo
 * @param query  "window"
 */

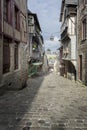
xmin=3 ymin=0 xmax=12 ymax=24
xmin=14 ymin=43 xmax=18 ymax=70
xmin=14 ymin=6 xmax=20 ymax=30
xmin=28 ymin=16 xmax=33 ymax=26
xmin=3 ymin=37 xmax=10 ymax=74
xmin=82 ymin=17 xmax=87 ymax=40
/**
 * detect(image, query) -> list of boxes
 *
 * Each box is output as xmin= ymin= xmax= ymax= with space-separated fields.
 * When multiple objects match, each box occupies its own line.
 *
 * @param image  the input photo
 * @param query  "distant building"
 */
xmin=59 ymin=0 xmax=77 ymax=80
xmin=46 ymin=49 xmax=51 ymax=55
xmin=78 ymin=0 xmax=87 ymax=83
xmin=0 ymin=0 xmax=28 ymax=91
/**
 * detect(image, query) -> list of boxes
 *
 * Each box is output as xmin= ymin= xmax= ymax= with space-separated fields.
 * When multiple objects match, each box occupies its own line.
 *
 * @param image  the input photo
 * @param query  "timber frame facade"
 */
xmin=28 ymin=10 xmax=44 ymax=63
xmin=59 ymin=0 xmax=78 ymax=80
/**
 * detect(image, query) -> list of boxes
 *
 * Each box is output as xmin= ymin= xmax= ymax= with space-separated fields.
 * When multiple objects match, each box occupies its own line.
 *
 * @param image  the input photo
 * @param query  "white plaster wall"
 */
xmin=70 ymin=36 xmax=77 ymax=60
xmin=68 ymin=17 xmax=75 ymax=35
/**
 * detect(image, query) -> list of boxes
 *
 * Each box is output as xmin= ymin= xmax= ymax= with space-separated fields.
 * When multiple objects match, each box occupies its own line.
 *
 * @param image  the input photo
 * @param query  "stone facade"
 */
xmin=78 ymin=0 xmax=87 ymax=83
xmin=0 ymin=0 xmax=29 ymax=91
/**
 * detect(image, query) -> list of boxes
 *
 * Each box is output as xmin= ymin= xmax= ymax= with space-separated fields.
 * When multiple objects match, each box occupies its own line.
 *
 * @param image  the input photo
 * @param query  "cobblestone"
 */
xmin=0 ymin=72 xmax=87 ymax=130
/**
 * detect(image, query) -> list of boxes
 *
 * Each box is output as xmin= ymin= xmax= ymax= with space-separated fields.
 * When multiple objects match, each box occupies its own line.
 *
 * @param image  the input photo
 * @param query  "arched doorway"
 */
xmin=65 ymin=60 xmax=76 ymax=81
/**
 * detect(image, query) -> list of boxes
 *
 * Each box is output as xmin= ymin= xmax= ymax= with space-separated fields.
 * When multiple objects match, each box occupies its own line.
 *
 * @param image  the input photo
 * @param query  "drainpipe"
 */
xmin=76 ymin=0 xmax=79 ymax=81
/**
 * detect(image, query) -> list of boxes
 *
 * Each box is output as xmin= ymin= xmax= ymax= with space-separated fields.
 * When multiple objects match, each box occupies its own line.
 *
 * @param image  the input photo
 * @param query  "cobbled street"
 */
xmin=0 ymin=72 xmax=87 ymax=130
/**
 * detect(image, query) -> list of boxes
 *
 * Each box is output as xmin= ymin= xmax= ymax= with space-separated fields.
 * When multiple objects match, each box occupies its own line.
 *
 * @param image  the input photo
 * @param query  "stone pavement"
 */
xmin=0 ymin=72 xmax=87 ymax=130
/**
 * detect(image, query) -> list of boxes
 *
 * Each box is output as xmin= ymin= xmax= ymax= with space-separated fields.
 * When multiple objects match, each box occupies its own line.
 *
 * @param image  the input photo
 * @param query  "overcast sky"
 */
xmin=27 ymin=0 xmax=61 ymax=52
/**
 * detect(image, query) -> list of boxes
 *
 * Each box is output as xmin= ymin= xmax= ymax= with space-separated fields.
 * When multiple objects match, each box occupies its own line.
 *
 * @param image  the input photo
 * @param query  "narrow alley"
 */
xmin=0 ymin=72 xmax=87 ymax=130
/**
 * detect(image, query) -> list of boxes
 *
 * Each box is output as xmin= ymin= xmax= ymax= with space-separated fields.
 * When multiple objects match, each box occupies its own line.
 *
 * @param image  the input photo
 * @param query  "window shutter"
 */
xmin=85 ymin=0 xmax=87 ymax=4
xmin=0 ymin=0 xmax=2 ymax=33
xmin=3 ymin=42 xmax=10 ymax=73
xmin=14 ymin=43 xmax=18 ymax=70
xmin=17 ymin=11 xmax=20 ymax=30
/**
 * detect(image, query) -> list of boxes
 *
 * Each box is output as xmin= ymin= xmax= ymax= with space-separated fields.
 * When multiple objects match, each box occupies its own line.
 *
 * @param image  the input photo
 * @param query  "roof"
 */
xmin=28 ymin=9 xmax=42 ymax=32
xmin=59 ymin=0 xmax=78 ymax=21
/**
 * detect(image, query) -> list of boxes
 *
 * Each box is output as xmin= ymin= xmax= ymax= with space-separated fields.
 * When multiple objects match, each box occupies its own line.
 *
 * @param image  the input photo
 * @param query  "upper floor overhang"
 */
xmin=60 ymin=0 xmax=78 ymax=22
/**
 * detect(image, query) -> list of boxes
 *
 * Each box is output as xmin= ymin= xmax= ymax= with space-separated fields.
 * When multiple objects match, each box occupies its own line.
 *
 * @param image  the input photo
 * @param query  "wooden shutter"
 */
xmin=0 ymin=0 xmax=2 ymax=33
xmin=14 ymin=43 xmax=18 ymax=70
xmin=3 ymin=40 xmax=10 ymax=74
xmin=10 ymin=0 xmax=13 ymax=25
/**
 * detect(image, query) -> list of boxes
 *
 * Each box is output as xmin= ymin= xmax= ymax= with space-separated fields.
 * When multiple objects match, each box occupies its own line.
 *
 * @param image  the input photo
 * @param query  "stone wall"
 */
xmin=0 ymin=0 xmax=29 ymax=91
xmin=78 ymin=4 xmax=87 ymax=83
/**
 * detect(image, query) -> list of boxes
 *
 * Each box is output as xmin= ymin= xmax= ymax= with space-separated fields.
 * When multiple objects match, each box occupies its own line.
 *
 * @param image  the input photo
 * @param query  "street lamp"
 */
xmin=50 ymin=35 xmax=55 ymax=41
xmin=43 ymin=31 xmax=59 ymax=41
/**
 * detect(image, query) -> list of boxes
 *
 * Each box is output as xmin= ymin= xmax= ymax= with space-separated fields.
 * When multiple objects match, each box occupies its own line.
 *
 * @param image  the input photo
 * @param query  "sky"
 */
xmin=27 ymin=0 xmax=62 ymax=52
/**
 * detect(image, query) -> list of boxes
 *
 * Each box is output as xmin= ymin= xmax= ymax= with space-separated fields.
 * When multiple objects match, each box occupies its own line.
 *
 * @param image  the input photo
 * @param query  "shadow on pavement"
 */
xmin=0 ymin=72 xmax=50 ymax=130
